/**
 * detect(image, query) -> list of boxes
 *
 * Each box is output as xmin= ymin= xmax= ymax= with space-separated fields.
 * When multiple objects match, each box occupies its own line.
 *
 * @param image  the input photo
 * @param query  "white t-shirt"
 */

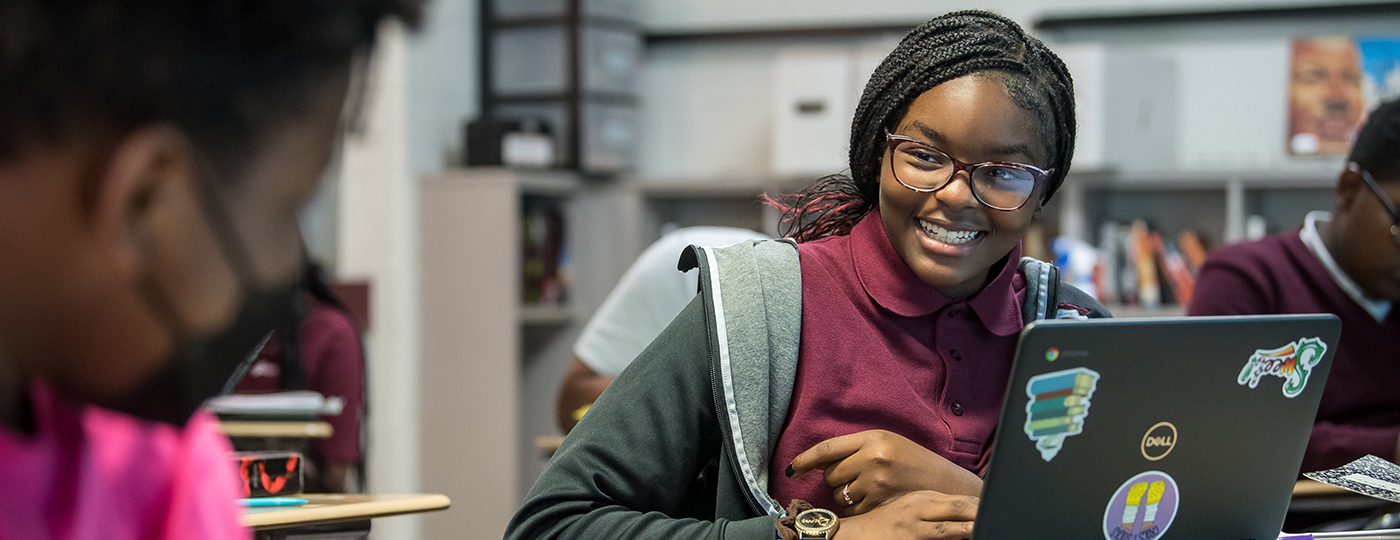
xmin=573 ymin=226 xmax=770 ymax=376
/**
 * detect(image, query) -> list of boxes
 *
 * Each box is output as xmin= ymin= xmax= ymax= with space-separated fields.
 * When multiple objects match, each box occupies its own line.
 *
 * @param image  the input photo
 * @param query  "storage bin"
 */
xmin=492 ymin=0 xmax=634 ymax=21
xmin=581 ymin=26 xmax=641 ymax=95
xmin=580 ymin=102 xmax=636 ymax=173
xmin=492 ymin=27 xmax=569 ymax=94
xmin=492 ymin=25 xmax=640 ymax=96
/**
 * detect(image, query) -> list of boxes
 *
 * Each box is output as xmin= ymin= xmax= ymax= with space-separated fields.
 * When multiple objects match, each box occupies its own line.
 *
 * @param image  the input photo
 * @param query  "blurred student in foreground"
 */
xmin=0 ymin=1 xmax=421 ymax=538
xmin=557 ymin=227 xmax=768 ymax=433
xmin=1189 ymin=99 xmax=1400 ymax=474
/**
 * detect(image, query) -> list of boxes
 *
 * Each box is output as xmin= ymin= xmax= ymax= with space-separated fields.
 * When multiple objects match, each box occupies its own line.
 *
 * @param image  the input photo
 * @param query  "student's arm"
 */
xmin=787 ymin=430 xmax=983 ymax=516
xmin=555 ymin=357 xmax=614 ymax=433
xmin=508 ymin=299 xmax=778 ymax=540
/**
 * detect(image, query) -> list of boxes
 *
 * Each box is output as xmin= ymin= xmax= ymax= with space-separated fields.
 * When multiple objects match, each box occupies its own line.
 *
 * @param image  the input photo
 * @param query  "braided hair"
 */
xmin=771 ymin=10 xmax=1076 ymax=242
xmin=1351 ymin=98 xmax=1400 ymax=183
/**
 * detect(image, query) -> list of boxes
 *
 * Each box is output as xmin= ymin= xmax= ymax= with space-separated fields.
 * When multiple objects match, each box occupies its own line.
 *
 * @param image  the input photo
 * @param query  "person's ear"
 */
xmin=1335 ymin=166 xmax=1364 ymax=213
xmin=1031 ymin=200 xmax=1046 ymax=221
xmin=87 ymin=126 xmax=199 ymax=278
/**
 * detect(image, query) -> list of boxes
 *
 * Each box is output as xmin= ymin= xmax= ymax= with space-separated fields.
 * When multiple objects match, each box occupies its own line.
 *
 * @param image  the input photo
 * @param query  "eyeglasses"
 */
xmin=1350 ymin=162 xmax=1400 ymax=247
xmin=884 ymin=130 xmax=1053 ymax=211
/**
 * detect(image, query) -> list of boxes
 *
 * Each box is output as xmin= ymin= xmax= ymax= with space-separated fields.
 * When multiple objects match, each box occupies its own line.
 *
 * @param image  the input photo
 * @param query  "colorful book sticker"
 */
xmin=1023 ymin=367 xmax=1101 ymax=462
xmin=1238 ymin=338 xmax=1327 ymax=398
xmin=1103 ymin=470 xmax=1179 ymax=540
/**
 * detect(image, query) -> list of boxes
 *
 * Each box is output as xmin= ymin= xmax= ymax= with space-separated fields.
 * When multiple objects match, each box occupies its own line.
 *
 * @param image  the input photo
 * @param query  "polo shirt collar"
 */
xmin=850 ymin=210 xmax=1024 ymax=336
xmin=1300 ymin=210 xmax=1392 ymax=322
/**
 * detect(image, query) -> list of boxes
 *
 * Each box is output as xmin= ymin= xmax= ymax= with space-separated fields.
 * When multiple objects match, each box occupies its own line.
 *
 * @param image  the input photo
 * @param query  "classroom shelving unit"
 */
xmin=419 ymin=168 xmax=597 ymax=537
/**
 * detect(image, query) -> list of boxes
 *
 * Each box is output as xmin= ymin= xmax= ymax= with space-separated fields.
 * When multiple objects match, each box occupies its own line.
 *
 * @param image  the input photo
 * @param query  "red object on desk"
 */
xmin=235 ymin=452 xmax=304 ymax=498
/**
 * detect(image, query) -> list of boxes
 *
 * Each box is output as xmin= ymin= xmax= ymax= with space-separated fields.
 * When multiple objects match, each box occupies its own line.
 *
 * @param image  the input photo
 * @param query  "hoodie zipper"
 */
xmin=702 ymin=254 xmax=768 ymax=518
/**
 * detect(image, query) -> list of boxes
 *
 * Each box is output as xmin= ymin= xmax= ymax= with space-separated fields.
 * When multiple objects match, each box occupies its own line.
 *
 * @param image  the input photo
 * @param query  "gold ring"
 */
xmin=841 ymin=483 xmax=854 ymax=506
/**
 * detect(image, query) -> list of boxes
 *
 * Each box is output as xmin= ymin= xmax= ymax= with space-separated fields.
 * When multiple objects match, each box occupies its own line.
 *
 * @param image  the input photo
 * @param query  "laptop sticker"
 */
xmin=1103 ymin=471 xmax=1179 ymax=540
xmin=1237 ymin=338 xmax=1328 ymax=398
xmin=1024 ymin=367 xmax=1100 ymax=461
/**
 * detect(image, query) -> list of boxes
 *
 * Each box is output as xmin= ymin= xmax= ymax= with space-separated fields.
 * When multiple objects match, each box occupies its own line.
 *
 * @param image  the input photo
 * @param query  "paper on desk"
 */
xmin=1304 ymin=455 xmax=1400 ymax=503
xmin=205 ymin=391 xmax=344 ymax=417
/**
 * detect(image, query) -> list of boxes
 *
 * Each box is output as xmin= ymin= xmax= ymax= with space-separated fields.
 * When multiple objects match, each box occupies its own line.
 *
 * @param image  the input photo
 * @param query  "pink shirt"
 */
xmin=768 ymin=211 xmax=1027 ymax=511
xmin=0 ymin=382 xmax=247 ymax=540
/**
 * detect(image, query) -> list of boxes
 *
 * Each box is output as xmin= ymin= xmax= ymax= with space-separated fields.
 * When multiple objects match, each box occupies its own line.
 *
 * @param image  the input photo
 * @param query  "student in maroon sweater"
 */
xmin=1189 ymin=99 xmax=1400 ymax=474
xmin=235 ymin=264 xmax=365 ymax=493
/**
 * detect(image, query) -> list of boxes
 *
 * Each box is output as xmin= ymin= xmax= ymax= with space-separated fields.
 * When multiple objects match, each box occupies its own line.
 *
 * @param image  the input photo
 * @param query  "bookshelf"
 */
xmin=419 ymin=167 xmax=608 ymax=535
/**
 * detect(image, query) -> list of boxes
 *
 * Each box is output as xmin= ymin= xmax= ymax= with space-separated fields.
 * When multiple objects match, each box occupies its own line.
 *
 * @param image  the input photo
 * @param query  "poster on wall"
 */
xmin=1288 ymin=36 xmax=1400 ymax=156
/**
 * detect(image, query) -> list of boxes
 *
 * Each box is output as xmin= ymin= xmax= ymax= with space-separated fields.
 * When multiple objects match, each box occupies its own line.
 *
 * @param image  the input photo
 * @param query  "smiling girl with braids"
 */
xmin=507 ymin=11 xmax=1109 ymax=540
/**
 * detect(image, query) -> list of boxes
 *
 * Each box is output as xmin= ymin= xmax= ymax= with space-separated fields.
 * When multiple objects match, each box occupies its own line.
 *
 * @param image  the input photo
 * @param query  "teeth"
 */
xmin=919 ymin=219 xmax=980 ymax=245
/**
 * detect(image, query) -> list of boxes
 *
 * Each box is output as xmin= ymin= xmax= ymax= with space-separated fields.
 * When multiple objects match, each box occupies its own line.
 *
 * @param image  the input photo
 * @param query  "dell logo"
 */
xmin=1140 ymin=422 xmax=1177 ymax=461
xmin=1145 ymin=436 xmax=1174 ymax=447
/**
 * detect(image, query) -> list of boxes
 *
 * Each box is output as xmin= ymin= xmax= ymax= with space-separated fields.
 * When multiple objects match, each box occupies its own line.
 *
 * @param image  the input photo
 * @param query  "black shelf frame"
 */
xmin=480 ymin=0 xmax=641 ymax=172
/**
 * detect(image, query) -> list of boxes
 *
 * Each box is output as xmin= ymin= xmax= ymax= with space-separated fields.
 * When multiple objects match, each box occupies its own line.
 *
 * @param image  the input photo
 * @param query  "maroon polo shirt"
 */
xmin=767 ymin=211 xmax=1027 ymax=511
xmin=1189 ymin=229 xmax=1400 ymax=474
xmin=235 ymin=300 xmax=364 ymax=464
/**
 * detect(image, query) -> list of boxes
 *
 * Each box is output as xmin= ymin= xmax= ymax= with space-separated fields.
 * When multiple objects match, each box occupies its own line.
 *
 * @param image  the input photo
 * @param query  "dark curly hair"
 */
xmin=0 ymin=0 xmax=424 ymax=179
xmin=1352 ymin=99 xmax=1400 ymax=183
xmin=770 ymin=10 xmax=1076 ymax=242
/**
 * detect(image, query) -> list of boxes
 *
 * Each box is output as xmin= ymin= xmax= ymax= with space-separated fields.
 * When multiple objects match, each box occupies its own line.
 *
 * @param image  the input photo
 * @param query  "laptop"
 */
xmin=973 ymin=314 xmax=1341 ymax=540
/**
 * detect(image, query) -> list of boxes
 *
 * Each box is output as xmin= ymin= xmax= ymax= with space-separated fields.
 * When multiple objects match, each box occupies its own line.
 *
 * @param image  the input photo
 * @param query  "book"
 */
xmin=1131 ymin=221 xmax=1161 ymax=310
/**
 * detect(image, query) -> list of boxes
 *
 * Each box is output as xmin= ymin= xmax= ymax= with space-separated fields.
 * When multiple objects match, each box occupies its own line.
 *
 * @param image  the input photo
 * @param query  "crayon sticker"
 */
xmin=1103 ymin=471 xmax=1179 ymax=540
xmin=1238 ymin=338 xmax=1327 ymax=398
xmin=1023 ymin=367 xmax=1100 ymax=462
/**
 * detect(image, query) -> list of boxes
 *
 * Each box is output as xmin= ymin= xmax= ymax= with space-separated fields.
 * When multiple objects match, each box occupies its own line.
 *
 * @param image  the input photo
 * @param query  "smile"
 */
xmin=918 ymin=219 xmax=984 ymax=246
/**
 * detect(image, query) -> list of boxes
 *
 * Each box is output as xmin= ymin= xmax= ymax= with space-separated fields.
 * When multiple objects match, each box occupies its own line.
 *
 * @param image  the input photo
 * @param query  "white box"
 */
xmin=771 ymin=48 xmax=854 ymax=177
xmin=1055 ymin=43 xmax=1178 ymax=172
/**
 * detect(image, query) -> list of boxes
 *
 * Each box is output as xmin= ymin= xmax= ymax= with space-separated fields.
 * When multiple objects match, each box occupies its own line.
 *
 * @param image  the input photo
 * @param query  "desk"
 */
xmin=1290 ymin=479 xmax=1395 ymax=533
xmin=1296 ymin=479 xmax=1355 ymax=498
xmin=537 ymin=435 xmax=564 ymax=455
xmin=220 ymin=421 xmax=334 ymax=439
xmin=243 ymin=494 xmax=450 ymax=539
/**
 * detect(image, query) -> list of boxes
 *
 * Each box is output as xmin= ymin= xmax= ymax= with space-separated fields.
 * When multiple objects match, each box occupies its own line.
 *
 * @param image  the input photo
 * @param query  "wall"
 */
xmin=634 ymin=1 xmax=1398 ymax=182
xmin=335 ymin=1 xmax=479 ymax=539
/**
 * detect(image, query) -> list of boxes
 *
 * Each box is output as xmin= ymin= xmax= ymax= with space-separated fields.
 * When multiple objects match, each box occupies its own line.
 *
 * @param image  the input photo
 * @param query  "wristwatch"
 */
xmin=794 ymin=508 xmax=840 ymax=539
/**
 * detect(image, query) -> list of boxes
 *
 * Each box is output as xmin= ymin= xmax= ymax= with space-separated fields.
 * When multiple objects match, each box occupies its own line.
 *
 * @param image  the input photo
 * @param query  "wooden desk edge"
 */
xmin=536 ymin=435 xmax=564 ymax=452
xmin=1294 ymin=479 xmax=1354 ymax=498
xmin=243 ymin=494 xmax=451 ymax=530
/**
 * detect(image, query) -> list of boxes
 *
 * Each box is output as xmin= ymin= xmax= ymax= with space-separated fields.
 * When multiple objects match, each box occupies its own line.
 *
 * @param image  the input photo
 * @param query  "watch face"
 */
xmin=795 ymin=508 xmax=838 ymax=534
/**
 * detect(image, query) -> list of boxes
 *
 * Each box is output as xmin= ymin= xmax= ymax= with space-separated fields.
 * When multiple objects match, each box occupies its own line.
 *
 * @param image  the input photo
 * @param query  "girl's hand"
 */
xmin=833 ymin=490 xmax=977 ymax=540
xmin=788 ymin=430 xmax=982 ymax=515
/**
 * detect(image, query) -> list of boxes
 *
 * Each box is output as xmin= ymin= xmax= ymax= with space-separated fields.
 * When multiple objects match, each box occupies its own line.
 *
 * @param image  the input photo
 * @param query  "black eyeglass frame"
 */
xmin=1349 ymin=162 xmax=1400 ymax=245
xmin=883 ymin=130 xmax=1054 ymax=212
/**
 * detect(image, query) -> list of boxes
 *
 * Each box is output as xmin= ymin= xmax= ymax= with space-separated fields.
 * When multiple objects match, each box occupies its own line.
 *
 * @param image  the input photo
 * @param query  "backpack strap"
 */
xmin=1019 ymin=256 xmax=1105 ymax=321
